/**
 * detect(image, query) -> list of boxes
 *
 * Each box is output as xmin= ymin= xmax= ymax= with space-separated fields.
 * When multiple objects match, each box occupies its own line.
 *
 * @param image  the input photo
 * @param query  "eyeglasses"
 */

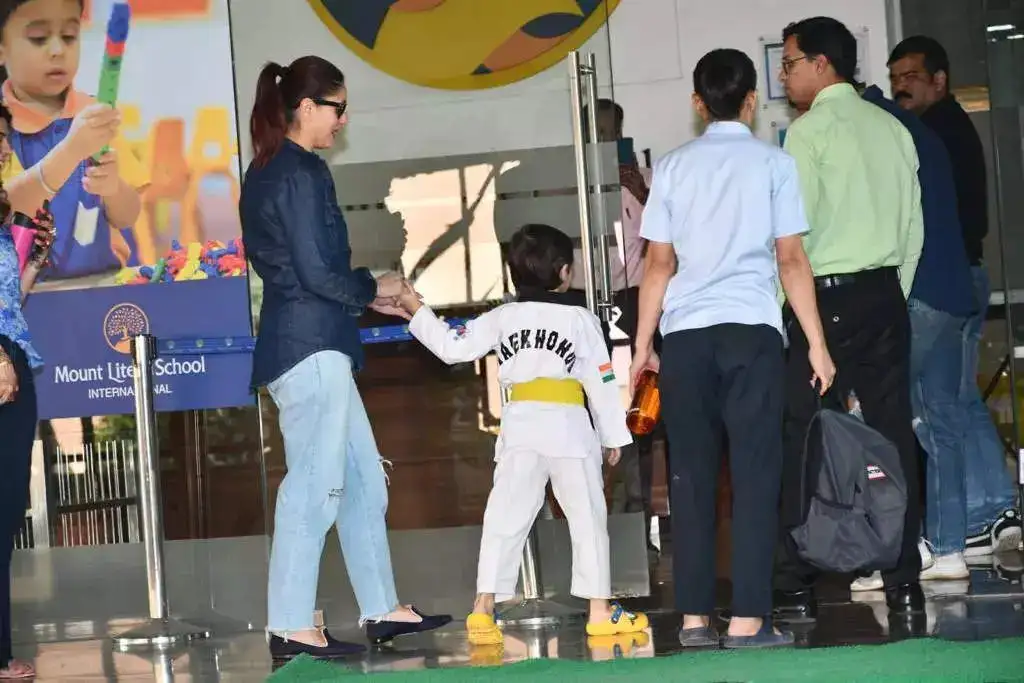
xmin=780 ymin=55 xmax=812 ymax=75
xmin=312 ymin=98 xmax=347 ymax=118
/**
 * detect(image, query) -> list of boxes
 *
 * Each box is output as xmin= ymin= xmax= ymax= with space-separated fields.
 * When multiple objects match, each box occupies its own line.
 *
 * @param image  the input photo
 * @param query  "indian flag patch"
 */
xmin=599 ymin=362 xmax=615 ymax=383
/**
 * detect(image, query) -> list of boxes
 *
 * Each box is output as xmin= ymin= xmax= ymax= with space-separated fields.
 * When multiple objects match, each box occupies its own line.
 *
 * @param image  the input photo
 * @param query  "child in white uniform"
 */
xmin=397 ymin=223 xmax=648 ymax=646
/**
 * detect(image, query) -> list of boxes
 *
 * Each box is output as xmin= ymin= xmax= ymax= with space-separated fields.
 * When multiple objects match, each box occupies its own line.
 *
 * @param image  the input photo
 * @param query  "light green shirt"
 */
xmin=783 ymin=83 xmax=924 ymax=297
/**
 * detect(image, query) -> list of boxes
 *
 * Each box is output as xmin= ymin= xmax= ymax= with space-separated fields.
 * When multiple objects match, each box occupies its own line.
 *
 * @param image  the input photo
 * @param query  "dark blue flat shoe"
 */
xmin=365 ymin=607 xmax=453 ymax=645
xmin=269 ymin=629 xmax=366 ymax=660
xmin=678 ymin=624 xmax=720 ymax=648
xmin=722 ymin=619 xmax=795 ymax=649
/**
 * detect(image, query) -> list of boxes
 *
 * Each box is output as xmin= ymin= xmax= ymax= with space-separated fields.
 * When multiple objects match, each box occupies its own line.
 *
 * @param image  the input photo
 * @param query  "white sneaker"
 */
xmin=993 ymin=509 xmax=1023 ymax=554
xmin=919 ymin=539 xmax=935 ymax=570
xmin=850 ymin=571 xmax=883 ymax=592
xmin=965 ymin=509 xmax=1023 ymax=557
xmin=850 ymin=540 xmax=935 ymax=592
xmin=919 ymin=552 xmax=970 ymax=581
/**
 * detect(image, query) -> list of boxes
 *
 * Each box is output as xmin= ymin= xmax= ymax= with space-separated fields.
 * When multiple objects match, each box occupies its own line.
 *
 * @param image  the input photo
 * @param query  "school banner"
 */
xmin=13 ymin=0 xmax=252 ymax=419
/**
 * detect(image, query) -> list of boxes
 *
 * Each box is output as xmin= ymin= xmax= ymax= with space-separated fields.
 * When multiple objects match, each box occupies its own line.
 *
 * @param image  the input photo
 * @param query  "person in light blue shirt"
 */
xmin=631 ymin=48 xmax=834 ymax=650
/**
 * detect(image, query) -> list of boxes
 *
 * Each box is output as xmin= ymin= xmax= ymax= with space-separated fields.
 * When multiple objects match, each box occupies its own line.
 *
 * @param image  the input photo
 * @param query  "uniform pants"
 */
xmin=477 ymin=451 xmax=610 ymax=602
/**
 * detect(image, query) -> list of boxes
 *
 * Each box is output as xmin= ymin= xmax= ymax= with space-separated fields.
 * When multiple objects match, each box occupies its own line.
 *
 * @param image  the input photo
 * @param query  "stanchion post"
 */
xmin=112 ymin=334 xmax=211 ymax=650
xmin=496 ymin=524 xmax=585 ymax=627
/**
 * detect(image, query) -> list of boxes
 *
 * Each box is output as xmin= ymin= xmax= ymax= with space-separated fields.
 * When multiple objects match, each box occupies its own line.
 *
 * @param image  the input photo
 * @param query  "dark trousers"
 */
xmin=661 ymin=323 xmax=784 ymax=617
xmin=775 ymin=268 xmax=922 ymax=592
xmin=0 ymin=336 xmax=36 ymax=667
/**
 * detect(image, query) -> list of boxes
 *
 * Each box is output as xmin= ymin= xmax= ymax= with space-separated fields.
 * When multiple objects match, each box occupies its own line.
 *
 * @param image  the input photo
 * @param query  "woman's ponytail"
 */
xmin=250 ymin=61 xmax=288 ymax=168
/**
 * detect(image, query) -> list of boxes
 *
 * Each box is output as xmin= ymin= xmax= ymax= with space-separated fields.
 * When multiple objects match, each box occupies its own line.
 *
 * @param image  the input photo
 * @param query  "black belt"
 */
xmin=814 ymin=266 xmax=898 ymax=291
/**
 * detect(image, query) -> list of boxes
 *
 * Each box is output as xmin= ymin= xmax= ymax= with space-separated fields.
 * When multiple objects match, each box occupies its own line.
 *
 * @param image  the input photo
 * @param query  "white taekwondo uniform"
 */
xmin=409 ymin=294 xmax=633 ymax=601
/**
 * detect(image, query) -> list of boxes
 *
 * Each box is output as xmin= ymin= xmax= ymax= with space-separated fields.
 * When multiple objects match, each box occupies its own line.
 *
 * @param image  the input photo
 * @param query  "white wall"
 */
xmin=228 ymin=0 xmax=893 ymax=167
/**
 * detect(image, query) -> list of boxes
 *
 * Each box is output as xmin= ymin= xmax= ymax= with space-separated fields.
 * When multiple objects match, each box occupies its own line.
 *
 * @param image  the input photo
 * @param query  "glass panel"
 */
xmin=982 ymin=0 xmax=1024 ymax=488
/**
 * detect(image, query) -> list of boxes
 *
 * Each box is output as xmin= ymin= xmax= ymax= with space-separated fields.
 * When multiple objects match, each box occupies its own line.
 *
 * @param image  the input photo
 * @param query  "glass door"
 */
xmin=981 ymin=0 xmax=1024 ymax=530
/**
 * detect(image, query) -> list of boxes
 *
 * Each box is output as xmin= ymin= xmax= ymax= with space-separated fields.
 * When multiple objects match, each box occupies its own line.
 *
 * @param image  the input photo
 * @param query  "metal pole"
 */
xmin=582 ymin=52 xmax=615 ymax=323
xmin=112 ymin=334 xmax=211 ymax=650
xmin=568 ymin=51 xmax=598 ymax=315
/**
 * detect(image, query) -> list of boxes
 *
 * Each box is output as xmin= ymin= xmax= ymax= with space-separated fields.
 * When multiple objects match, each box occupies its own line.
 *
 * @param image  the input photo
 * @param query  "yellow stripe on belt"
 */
xmin=508 ymin=378 xmax=584 ymax=406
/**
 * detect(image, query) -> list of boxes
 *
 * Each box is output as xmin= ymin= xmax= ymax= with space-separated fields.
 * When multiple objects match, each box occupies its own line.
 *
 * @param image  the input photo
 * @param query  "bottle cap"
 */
xmin=10 ymin=211 xmax=35 ymax=230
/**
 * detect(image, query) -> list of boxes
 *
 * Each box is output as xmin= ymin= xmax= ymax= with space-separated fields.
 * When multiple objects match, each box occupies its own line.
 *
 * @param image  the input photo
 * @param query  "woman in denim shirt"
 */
xmin=0 ymin=101 xmax=54 ymax=680
xmin=240 ymin=56 xmax=450 ymax=661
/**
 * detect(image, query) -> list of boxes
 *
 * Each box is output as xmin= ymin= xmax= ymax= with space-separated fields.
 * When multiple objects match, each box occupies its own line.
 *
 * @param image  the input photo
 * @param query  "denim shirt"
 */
xmin=862 ymin=86 xmax=976 ymax=317
xmin=0 ymin=226 xmax=43 ymax=370
xmin=240 ymin=140 xmax=377 ymax=387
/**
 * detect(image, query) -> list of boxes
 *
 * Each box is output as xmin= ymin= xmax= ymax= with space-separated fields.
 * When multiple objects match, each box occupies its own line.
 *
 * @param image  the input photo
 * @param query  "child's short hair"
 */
xmin=0 ymin=0 xmax=84 ymax=34
xmin=693 ymin=48 xmax=757 ymax=121
xmin=507 ymin=223 xmax=574 ymax=292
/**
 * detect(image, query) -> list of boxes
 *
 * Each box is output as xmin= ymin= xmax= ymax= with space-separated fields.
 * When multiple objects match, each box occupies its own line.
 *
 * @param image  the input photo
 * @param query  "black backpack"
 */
xmin=790 ymin=408 xmax=908 ymax=573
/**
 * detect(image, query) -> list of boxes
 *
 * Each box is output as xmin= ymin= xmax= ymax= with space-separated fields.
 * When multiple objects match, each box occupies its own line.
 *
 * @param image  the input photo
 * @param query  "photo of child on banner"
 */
xmin=7 ymin=0 xmax=254 ymax=421
xmin=0 ymin=0 xmax=245 ymax=293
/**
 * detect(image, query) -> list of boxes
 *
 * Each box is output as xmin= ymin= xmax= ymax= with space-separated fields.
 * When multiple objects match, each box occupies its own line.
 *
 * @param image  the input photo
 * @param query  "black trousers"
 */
xmin=775 ymin=268 xmax=921 ymax=592
xmin=661 ymin=324 xmax=784 ymax=617
xmin=0 ymin=336 xmax=36 ymax=667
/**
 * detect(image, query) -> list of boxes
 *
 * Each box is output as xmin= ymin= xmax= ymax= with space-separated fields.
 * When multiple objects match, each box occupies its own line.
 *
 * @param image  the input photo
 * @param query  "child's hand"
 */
xmin=83 ymin=151 xmax=122 ymax=198
xmin=604 ymin=448 xmax=621 ymax=466
xmin=397 ymin=280 xmax=423 ymax=314
xmin=65 ymin=104 xmax=120 ymax=162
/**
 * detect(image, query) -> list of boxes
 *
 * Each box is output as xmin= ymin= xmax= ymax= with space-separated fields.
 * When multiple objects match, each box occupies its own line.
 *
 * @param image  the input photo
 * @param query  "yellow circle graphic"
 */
xmin=306 ymin=0 xmax=620 ymax=91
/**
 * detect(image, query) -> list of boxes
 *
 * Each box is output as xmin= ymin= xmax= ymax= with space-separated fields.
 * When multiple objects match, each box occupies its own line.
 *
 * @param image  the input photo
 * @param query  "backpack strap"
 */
xmin=797 ymin=383 xmax=837 ymax=521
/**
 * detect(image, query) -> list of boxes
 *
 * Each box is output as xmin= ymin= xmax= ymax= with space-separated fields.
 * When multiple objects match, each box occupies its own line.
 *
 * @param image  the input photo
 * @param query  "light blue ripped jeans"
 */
xmin=266 ymin=350 xmax=398 ymax=631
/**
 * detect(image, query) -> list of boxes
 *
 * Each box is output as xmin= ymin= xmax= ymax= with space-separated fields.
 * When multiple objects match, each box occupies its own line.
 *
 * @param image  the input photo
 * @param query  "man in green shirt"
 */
xmin=773 ymin=16 xmax=926 ymax=622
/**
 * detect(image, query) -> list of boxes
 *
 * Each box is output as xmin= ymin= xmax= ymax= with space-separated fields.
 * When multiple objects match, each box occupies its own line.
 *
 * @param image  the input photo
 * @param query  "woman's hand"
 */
xmin=0 ymin=352 xmax=18 ymax=405
xmin=28 ymin=203 xmax=55 ymax=268
xmin=369 ymin=296 xmax=411 ymax=320
xmin=375 ymin=271 xmax=405 ymax=299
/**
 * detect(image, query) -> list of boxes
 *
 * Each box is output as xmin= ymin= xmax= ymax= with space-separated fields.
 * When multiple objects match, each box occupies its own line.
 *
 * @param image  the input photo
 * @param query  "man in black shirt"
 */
xmin=888 ymin=36 xmax=1021 ymax=559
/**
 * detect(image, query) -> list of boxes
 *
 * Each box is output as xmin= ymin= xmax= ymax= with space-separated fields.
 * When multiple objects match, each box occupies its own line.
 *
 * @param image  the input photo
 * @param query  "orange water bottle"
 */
xmin=626 ymin=369 xmax=661 ymax=435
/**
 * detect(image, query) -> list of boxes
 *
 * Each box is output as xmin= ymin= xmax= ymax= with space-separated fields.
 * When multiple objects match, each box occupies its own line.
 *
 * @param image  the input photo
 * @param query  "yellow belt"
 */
xmin=508 ymin=378 xmax=584 ymax=406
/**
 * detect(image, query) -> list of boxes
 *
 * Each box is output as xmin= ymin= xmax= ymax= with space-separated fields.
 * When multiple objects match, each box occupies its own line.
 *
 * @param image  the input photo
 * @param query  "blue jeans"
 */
xmin=961 ymin=267 xmax=1017 ymax=536
xmin=909 ymin=299 xmax=968 ymax=554
xmin=266 ymin=351 xmax=398 ymax=631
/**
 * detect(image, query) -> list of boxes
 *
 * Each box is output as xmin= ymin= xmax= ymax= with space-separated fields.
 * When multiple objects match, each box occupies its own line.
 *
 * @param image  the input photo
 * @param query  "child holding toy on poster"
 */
xmin=0 ymin=0 xmax=148 ymax=289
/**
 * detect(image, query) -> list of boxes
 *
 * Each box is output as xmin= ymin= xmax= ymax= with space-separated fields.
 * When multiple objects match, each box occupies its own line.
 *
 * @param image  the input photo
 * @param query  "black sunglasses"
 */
xmin=312 ymin=97 xmax=347 ymax=118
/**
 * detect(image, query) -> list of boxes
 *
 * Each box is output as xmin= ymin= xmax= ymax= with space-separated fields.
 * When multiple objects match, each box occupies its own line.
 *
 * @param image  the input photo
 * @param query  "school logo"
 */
xmin=306 ymin=0 xmax=621 ymax=90
xmin=103 ymin=303 xmax=150 ymax=354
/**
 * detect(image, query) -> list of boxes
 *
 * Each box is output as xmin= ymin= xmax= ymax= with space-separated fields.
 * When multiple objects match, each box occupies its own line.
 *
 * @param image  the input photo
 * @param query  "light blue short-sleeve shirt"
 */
xmin=640 ymin=121 xmax=808 ymax=336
